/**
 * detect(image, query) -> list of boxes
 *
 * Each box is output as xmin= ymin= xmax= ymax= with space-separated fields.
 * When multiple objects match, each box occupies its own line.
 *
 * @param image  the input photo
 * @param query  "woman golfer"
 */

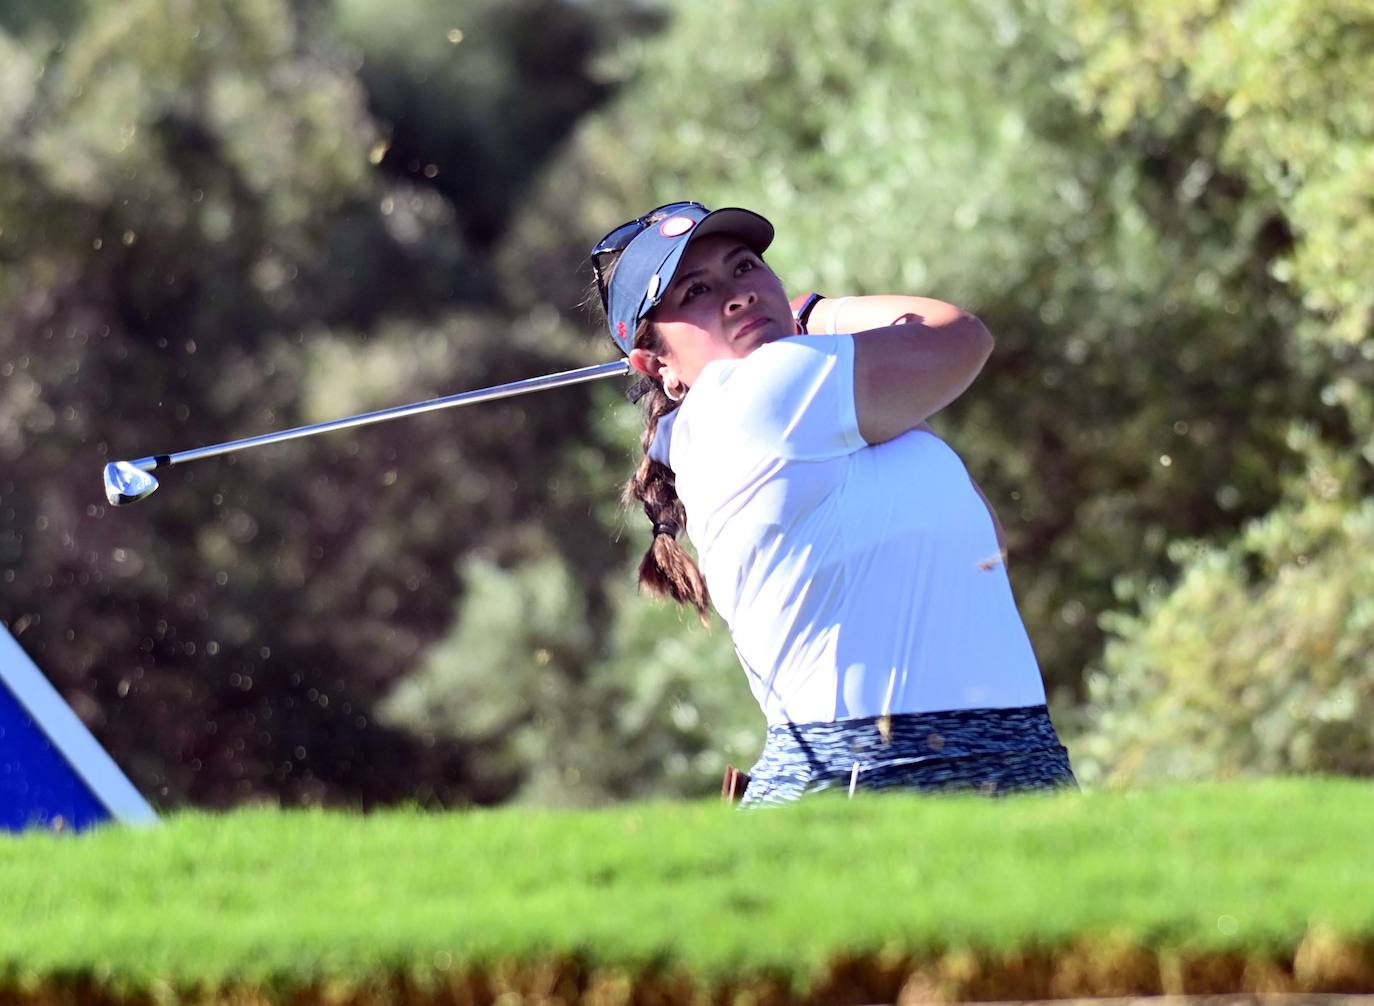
xmin=591 ymin=201 xmax=1076 ymax=806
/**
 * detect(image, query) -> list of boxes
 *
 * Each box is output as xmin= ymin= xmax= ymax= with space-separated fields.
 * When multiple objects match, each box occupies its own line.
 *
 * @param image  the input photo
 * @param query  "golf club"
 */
xmin=103 ymin=359 xmax=631 ymax=506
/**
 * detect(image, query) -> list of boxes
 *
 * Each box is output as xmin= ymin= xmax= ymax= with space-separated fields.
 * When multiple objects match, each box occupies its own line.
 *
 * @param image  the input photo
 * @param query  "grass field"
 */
xmin=3 ymin=779 xmax=1373 ymax=1003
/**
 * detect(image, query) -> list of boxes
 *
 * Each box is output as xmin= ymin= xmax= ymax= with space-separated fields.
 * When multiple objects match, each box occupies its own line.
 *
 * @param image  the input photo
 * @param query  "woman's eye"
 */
xmin=683 ymin=282 xmax=707 ymax=302
xmin=736 ymin=259 xmax=755 ymax=274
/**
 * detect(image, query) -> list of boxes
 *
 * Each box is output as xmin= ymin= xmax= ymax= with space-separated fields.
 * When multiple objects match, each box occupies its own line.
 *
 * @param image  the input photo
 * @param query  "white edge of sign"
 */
xmin=0 ymin=627 xmax=158 ymax=826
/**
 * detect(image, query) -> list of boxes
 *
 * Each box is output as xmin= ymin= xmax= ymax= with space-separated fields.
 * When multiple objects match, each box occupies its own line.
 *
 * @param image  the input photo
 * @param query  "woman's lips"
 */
xmin=734 ymin=316 xmax=770 ymax=340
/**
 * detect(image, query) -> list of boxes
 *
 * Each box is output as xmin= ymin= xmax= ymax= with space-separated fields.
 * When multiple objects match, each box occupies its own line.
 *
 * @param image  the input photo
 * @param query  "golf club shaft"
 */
xmin=122 ymin=359 xmax=631 ymax=473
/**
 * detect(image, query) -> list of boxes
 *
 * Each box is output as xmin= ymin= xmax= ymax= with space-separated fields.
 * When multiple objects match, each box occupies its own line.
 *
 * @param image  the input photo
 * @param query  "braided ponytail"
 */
xmin=622 ymin=322 xmax=711 ymax=623
xmin=591 ymin=242 xmax=710 ymax=621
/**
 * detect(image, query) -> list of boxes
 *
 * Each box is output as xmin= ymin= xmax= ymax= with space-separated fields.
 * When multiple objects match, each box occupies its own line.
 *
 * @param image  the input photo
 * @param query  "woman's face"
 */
xmin=628 ymin=234 xmax=792 ymax=391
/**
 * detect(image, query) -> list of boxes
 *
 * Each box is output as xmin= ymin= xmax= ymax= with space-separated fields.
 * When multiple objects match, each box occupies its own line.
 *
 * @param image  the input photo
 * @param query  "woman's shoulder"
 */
xmin=701 ymin=335 xmax=851 ymax=391
xmin=755 ymin=333 xmax=849 ymax=362
xmin=688 ymin=335 xmax=863 ymax=461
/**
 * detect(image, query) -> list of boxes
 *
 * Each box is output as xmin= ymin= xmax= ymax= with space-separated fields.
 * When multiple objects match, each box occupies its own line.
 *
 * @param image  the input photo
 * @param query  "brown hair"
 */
xmin=594 ymin=248 xmax=711 ymax=622
xmin=623 ymin=321 xmax=711 ymax=622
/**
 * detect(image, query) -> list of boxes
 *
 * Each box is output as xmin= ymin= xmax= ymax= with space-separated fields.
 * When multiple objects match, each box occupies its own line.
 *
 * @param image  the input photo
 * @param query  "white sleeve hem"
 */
xmin=835 ymin=335 xmax=868 ymax=449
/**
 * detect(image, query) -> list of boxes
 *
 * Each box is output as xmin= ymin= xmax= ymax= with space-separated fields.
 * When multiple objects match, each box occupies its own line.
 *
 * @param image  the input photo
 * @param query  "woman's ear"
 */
xmin=628 ymin=347 xmax=662 ymax=378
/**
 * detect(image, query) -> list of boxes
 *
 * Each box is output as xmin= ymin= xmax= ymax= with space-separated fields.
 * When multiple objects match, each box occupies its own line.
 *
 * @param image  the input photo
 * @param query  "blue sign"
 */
xmin=0 ymin=628 xmax=157 ymax=832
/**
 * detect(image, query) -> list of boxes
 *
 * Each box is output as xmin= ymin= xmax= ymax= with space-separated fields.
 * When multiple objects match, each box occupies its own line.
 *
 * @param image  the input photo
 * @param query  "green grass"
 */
xmin=2 ymin=779 xmax=1372 ymax=992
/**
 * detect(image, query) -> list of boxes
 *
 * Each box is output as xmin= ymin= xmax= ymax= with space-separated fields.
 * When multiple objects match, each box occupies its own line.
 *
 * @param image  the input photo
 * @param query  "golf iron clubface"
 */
xmin=104 ymin=460 xmax=160 ymax=506
xmin=102 ymin=359 xmax=631 ymax=507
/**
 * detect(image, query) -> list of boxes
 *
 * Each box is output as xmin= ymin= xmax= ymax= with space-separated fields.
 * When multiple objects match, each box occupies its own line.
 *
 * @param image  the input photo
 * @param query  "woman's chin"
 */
xmin=735 ymin=323 xmax=784 ymax=354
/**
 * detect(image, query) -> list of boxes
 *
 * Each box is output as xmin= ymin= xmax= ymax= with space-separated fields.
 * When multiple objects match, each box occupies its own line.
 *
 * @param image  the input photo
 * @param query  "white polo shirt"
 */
xmin=648 ymin=335 xmax=1047 ymax=725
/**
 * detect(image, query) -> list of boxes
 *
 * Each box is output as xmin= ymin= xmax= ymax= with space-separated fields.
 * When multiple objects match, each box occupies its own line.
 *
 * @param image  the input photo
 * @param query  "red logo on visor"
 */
xmin=617 ymin=321 xmax=627 ymax=339
xmin=659 ymin=216 xmax=695 ymax=238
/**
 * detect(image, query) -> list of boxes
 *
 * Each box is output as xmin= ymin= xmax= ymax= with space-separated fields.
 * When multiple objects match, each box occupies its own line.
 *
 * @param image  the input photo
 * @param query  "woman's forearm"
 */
xmin=807 ymin=295 xmax=970 ymax=336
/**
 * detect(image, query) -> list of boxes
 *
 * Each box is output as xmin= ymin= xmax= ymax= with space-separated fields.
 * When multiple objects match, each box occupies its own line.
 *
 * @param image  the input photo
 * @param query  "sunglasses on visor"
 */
xmin=589 ymin=201 xmax=706 ymax=310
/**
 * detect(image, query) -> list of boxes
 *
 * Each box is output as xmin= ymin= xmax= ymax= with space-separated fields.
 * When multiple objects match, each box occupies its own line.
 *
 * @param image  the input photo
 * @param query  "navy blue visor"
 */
xmin=591 ymin=202 xmax=774 ymax=354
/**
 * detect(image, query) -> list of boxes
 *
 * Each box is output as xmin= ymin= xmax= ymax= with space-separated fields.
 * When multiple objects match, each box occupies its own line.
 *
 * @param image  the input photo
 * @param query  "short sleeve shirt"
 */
xmin=649 ymin=335 xmax=1047 ymax=725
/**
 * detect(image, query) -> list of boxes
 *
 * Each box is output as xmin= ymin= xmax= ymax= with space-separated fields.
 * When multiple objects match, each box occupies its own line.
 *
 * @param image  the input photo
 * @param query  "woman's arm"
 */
xmin=806 ymin=295 xmax=993 ymax=444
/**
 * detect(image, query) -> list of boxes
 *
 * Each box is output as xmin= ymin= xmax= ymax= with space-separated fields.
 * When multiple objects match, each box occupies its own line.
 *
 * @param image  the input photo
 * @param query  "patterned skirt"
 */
xmin=738 ymin=704 xmax=1076 ymax=807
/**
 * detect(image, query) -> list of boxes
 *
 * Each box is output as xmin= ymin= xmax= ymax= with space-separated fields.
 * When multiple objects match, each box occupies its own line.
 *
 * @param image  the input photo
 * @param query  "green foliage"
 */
xmin=1064 ymin=0 xmax=1374 ymax=784
xmin=328 ymin=0 xmax=660 ymax=245
xmin=4 ymin=782 xmax=1374 ymax=991
xmin=378 ymin=550 xmax=761 ymax=805
xmin=0 ymin=0 xmax=634 ymax=808
xmin=1077 ymin=444 xmax=1374 ymax=785
xmin=0 ymin=0 xmax=85 ymax=37
xmin=590 ymin=579 xmax=763 ymax=793
xmin=1069 ymin=0 xmax=1374 ymax=354
xmin=1066 ymin=0 xmax=1374 ymax=461
xmin=378 ymin=553 xmax=598 ymax=802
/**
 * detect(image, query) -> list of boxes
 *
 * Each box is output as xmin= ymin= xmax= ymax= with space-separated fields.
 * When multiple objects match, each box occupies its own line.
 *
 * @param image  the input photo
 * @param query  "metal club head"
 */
xmin=104 ymin=461 xmax=159 ymax=506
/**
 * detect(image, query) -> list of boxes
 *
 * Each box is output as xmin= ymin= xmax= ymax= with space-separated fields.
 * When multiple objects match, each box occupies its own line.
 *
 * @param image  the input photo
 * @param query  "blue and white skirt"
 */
xmin=738 ymin=704 xmax=1076 ymax=807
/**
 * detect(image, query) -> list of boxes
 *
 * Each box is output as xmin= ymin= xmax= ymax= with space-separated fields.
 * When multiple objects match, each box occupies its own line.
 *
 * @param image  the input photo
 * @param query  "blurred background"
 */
xmin=2 ymin=0 xmax=1371 ymax=811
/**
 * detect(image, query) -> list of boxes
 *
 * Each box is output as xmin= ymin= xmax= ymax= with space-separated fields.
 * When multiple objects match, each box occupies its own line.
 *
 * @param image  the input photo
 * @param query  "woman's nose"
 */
xmin=726 ymin=288 xmax=757 ymax=312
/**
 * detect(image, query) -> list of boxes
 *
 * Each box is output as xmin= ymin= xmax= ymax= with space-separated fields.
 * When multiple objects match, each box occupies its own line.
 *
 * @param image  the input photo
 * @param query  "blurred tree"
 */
xmin=1066 ymin=0 xmax=1374 ymax=447
xmin=0 ymin=0 xmax=646 ymax=808
xmin=1076 ymin=439 xmax=1374 ymax=785
xmin=378 ymin=547 xmax=761 ymax=807
xmin=327 ymin=0 xmax=663 ymax=247
xmin=1065 ymin=0 xmax=1374 ymax=781
xmin=0 ymin=0 xmax=84 ymax=36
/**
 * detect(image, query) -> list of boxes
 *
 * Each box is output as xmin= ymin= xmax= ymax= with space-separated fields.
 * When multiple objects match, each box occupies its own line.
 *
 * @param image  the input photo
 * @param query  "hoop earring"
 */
xmin=663 ymin=380 xmax=685 ymax=403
